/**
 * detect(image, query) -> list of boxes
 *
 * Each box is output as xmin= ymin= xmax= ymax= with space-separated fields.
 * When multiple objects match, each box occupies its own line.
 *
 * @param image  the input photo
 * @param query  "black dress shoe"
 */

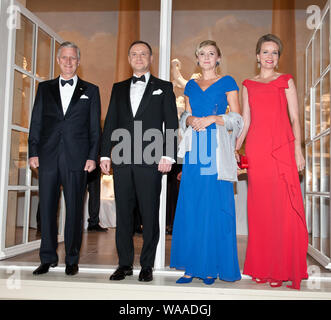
xmin=33 ymin=262 xmax=57 ymax=275
xmin=87 ymin=224 xmax=108 ymax=232
xmin=138 ymin=267 xmax=153 ymax=282
xmin=109 ymin=266 xmax=133 ymax=280
xmin=65 ymin=264 xmax=79 ymax=276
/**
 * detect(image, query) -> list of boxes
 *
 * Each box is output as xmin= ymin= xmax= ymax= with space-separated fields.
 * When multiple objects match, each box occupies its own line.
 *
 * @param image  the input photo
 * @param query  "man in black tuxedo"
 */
xmin=28 ymin=41 xmax=101 ymax=276
xmin=100 ymin=41 xmax=178 ymax=282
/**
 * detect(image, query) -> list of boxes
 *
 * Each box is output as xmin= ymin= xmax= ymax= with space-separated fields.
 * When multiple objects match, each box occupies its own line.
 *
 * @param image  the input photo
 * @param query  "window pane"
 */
xmin=12 ymin=70 xmax=31 ymax=129
xmin=314 ymin=29 xmax=321 ymax=83
xmin=322 ymin=10 xmax=330 ymax=72
xmin=15 ymin=15 xmax=34 ymax=74
xmin=306 ymin=143 xmax=313 ymax=192
xmin=314 ymin=83 xmax=321 ymax=136
xmin=321 ymin=197 xmax=330 ymax=257
xmin=5 ymin=191 xmax=25 ymax=248
xmin=306 ymin=195 xmax=312 ymax=245
xmin=34 ymin=79 xmax=39 ymax=98
xmin=36 ymin=28 xmax=52 ymax=80
xmin=28 ymin=191 xmax=40 ymax=242
xmin=313 ymin=140 xmax=321 ymax=192
xmin=31 ymin=167 xmax=38 ymax=187
xmin=307 ymin=42 xmax=313 ymax=90
xmin=321 ymin=71 xmax=330 ymax=132
xmin=312 ymin=196 xmax=321 ymax=251
xmin=305 ymin=95 xmax=311 ymax=140
xmin=321 ymin=134 xmax=330 ymax=192
xmin=54 ymin=41 xmax=61 ymax=78
xmin=9 ymin=130 xmax=28 ymax=186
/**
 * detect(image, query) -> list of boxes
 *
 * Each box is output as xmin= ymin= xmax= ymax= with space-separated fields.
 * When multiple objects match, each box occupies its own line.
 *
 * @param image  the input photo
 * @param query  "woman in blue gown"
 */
xmin=170 ymin=40 xmax=242 ymax=285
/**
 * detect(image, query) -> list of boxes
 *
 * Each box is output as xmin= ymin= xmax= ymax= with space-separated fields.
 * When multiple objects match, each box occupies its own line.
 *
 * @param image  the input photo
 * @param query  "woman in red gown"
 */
xmin=236 ymin=34 xmax=308 ymax=290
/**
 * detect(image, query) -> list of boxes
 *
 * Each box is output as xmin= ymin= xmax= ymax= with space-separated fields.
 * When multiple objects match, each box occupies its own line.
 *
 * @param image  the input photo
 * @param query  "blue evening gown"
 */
xmin=170 ymin=76 xmax=241 ymax=281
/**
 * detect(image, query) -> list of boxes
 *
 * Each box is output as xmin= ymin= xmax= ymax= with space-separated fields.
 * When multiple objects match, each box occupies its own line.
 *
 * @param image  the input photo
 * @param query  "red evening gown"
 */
xmin=242 ymin=74 xmax=308 ymax=289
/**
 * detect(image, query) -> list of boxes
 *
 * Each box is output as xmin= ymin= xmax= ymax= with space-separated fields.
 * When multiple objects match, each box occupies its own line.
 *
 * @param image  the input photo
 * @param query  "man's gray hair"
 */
xmin=57 ymin=41 xmax=81 ymax=60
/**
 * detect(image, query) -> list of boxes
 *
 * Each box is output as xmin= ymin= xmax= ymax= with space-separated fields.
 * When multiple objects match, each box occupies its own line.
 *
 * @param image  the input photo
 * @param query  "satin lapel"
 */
xmin=124 ymin=79 xmax=134 ymax=118
xmin=50 ymin=77 xmax=64 ymax=116
xmin=65 ymin=77 xmax=87 ymax=118
xmin=134 ymin=75 xmax=155 ymax=119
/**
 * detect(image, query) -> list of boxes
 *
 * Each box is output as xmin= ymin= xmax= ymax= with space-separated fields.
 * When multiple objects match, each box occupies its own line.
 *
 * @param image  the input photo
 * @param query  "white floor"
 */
xmin=0 ymin=263 xmax=331 ymax=300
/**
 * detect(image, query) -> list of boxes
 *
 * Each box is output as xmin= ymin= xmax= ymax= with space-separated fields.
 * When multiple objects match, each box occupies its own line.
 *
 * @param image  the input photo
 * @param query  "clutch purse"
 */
xmin=237 ymin=154 xmax=248 ymax=169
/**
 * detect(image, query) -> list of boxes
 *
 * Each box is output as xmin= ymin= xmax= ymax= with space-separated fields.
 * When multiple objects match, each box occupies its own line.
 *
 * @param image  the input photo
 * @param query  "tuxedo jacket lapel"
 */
xmin=50 ymin=77 xmax=64 ymax=117
xmin=124 ymin=79 xmax=134 ymax=119
xmin=134 ymin=75 xmax=155 ymax=119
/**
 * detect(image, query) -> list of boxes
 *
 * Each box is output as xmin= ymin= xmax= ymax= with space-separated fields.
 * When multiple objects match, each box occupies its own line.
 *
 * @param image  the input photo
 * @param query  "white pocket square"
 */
xmin=80 ymin=94 xmax=89 ymax=99
xmin=152 ymin=89 xmax=163 ymax=95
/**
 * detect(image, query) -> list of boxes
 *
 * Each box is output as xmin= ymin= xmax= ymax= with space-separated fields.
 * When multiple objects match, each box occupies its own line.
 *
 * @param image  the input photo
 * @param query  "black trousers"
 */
xmin=113 ymin=165 xmax=162 ymax=268
xmin=38 ymin=142 xmax=87 ymax=265
xmin=87 ymin=166 xmax=101 ymax=226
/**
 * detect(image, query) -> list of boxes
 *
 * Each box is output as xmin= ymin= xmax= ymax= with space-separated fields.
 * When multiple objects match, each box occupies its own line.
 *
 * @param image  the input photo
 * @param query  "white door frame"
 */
xmin=304 ymin=0 xmax=331 ymax=269
xmin=155 ymin=0 xmax=173 ymax=269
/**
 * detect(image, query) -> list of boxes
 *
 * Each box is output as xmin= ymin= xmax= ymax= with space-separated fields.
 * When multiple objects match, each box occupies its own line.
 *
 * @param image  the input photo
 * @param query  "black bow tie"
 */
xmin=132 ymin=75 xmax=146 ymax=84
xmin=61 ymin=79 xmax=74 ymax=86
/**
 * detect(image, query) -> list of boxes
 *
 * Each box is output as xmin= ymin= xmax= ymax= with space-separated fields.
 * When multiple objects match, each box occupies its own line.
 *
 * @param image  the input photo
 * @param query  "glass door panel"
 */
xmin=315 ymin=83 xmax=321 ymax=136
xmin=307 ymin=42 xmax=313 ymax=92
xmin=36 ymin=28 xmax=52 ymax=80
xmin=321 ymin=134 xmax=330 ymax=193
xmin=28 ymin=191 xmax=40 ymax=242
xmin=314 ymin=29 xmax=321 ymax=84
xmin=313 ymin=140 xmax=321 ymax=192
xmin=321 ymin=197 xmax=330 ymax=257
xmin=306 ymin=143 xmax=313 ymax=192
xmin=322 ymin=10 xmax=330 ymax=72
xmin=12 ymin=71 xmax=31 ymax=129
xmin=15 ymin=15 xmax=34 ymax=74
xmin=8 ymin=130 xmax=28 ymax=186
xmin=312 ymin=196 xmax=321 ymax=251
xmin=5 ymin=191 xmax=26 ymax=248
xmin=307 ymin=195 xmax=313 ymax=245
xmin=321 ymin=71 xmax=330 ymax=132
xmin=54 ymin=41 xmax=61 ymax=78
xmin=305 ymin=94 xmax=311 ymax=140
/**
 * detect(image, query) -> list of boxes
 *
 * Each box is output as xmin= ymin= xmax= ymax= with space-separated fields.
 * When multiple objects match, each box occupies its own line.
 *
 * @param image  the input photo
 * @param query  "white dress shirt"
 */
xmin=59 ymin=75 xmax=78 ymax=115
xmin=130 ymin=72 xmax=150 ymax=117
